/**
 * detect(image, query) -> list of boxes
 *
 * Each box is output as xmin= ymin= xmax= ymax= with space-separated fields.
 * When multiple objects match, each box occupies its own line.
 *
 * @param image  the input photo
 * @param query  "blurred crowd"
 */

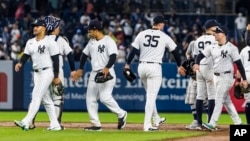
xmin=0 ymin=0 xmax=248 ymax=63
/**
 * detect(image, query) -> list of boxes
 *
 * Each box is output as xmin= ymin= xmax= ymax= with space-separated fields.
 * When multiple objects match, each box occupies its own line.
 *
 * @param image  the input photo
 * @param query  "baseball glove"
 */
xmin=123 ymin=68 xmax=136 ymax=82
xmin=181 ymin=58 xmax=195 ymax=76
xmin=94 ymin=72 xmax=113 ymax=83
xmin=51 ymin=82 xmax=64 ymax=96
xmin=234 ymin=84 xmax=250 ymax=99
xmin=240 ymin=84 xmax=250 ymax=93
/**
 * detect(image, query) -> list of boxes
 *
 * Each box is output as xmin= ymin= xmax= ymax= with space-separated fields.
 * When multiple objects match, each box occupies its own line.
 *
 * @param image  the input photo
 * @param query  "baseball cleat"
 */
xmin=14 ymin=120 xmax=29 ymax=131
xmin=202 ymin=123 xmax=217 ymax=131
xmin=144 ymin=127 xmax=159 ymax=132
xmin=84 ymin=126 xmax=102 ymax=131
xmin=154 ymin=117 xmax=166 ymax=127
xmin=118 ymin=111 xmax=127 ymax=130
xmin=29 ymin=124 xmax=36 ymax=130
xmin=46 ymin=126 xmax=62 ymax=131
xmin=195 ymin=125 xmax=203 ymax=130
xmin=60 ymin=125 xmax=66 ymax=130
xmin=185 ymin=120 xmax=200 ymax=130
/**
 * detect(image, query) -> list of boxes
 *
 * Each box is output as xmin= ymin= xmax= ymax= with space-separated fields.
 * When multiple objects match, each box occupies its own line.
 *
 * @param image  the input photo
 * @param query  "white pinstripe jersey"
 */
xmin=240 ymin=46 xmax=250 ymax=72
xmin=186 ymin=40 xmax=196 ymax=58
xmin=48 ymin=35 xmax=72 ymax=68
xmin=83 ymin=35 xmax=118 ymax=71
xmin=193 ymin=34 xmax=217 ymax=67
xmin=24 ymin=36 xmax=60 ymax=69
xmin=131 ymin=29 xmax=176 ymax=63
xmin=202 ymin=41 xmax=240 ymax=73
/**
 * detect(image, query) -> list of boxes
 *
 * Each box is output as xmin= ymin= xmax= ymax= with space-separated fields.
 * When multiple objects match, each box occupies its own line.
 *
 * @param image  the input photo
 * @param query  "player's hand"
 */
xmin=73 ymin=69 xmax=83 ymax=82
xmin=124 ymin=63 xmax=130 ymax=69
xmin=53 ymin=78 xmax=61 ymax=85
xmin=15 ymin=63 xmax=22 ymax=72
xmin=192 ymin=64 xmax=199 ymax=72
xmin=70 ymin=70 xmax=76 ymax=81
xmin=178 ymin=66 xmax=186 ymax=76
xmin=241 ymin=80 xmax=248 ymax=89
xmin=102 ymin=67 xmax=109 ymax=78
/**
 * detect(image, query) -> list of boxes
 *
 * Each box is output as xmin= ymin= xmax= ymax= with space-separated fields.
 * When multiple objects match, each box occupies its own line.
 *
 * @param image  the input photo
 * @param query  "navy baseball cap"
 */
xmin=31 ymin=18 xmax=46 ymax=27
xmin=215 ymin=26 xmax=228 ymax=35
xmin=153 ymin=15 xmax=167 ymax=24
xmin=44 ymin=16 xmax=61 ymax=31
xmin=204 ymin=19 xmax=220 ymax=29
xmin=85 ymin=20 xmax=102 ymax=30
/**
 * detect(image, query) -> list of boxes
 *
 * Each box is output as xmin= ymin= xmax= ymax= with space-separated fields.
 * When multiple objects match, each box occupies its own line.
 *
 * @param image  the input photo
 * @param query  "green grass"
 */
xmin=0 ymin=111 xmax=246 ymax=141
xmin=0 ymin=127 xmax=203 ymax=141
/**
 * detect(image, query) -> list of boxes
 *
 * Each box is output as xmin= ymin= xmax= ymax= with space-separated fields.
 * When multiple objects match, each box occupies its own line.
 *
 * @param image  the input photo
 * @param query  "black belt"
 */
xmin=214 ymin=71 xmax=231 ymax=76
xmin=33 ymin=67 xmax=49 ymax=72
xmin=139 ymin=61 xmax=161 ymax=65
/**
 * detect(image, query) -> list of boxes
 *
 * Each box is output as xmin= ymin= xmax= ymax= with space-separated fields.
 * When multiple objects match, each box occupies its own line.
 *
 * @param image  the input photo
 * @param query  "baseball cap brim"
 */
xmin=31 ymin=19 xmax=46 ymax=27
xmin=214 ymin=26 xmax=228 ymax=35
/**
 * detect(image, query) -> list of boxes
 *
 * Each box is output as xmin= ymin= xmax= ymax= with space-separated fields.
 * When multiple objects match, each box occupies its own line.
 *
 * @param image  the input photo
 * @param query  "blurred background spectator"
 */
xmin=0 ymin=0 xmax=249 ymax=63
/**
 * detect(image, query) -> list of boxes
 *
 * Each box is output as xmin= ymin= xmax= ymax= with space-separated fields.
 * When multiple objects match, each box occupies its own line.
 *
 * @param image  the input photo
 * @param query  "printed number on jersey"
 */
xmin=197 ymin=41 xmax=212 ymax=53
xmin=143 ymin=35 xmax=160 ymax=47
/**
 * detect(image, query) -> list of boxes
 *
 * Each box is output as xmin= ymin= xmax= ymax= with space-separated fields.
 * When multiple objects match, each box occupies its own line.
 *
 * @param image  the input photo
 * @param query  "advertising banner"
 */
xmin=0 ymin=61 xmax=13 ymax=109
xmin=23 ymin=62 xmax=190 ymax=112
xmin=23 ymin=62 xmax=246 ymax=112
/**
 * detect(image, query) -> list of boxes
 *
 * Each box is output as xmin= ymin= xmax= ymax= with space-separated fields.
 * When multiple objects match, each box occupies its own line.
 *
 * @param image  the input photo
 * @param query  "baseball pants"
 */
xmin=209 ymin=73 xmax=242 ymax=127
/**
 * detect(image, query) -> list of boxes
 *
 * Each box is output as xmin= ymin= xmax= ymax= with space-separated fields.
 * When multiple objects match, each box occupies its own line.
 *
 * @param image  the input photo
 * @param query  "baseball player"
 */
xmin=74 ymin=20 xmax=127 ymax=131
xmin=194 ymin=25 xmax=247 ymax=130
xmin=193 ymin=19 xmax=219 ymax=129
xmin=29 ymin=16 xmax=76 ymax=129
xmin=184 ymin=40 xmax=209 ymax=129
xmin=236 ymin=24 xmax=250 ymax=124
xmin=14 ymin=18 xmax=62 ymax=131
xmin=124 ymin=15 xmax=186 ymax=131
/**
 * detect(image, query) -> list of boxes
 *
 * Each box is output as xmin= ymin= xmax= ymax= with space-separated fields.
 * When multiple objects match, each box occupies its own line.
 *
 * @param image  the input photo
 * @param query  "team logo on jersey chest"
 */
xmin=38 ymin=45 xmax=46 ymax=54
xmin=221 ymin=50 xmax=228 ymax=58
xmin=98 ymin=45 xmax=105 ymax=53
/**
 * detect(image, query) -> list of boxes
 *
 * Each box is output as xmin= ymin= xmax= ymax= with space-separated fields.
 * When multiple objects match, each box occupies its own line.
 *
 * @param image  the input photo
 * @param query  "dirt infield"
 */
xmin=0 ymin=122 xmax=229 ymax=141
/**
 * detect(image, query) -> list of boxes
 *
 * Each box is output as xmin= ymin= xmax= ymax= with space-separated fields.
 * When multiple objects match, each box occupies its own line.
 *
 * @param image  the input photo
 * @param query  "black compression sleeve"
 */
xmin=51 ymin=54 xmax=59 ymax=78
xmin=67 ymin=52 xmax=75 ymax=71
xmin=247 ymin=30 xmax=250 ymax=46
xmin=79 ymin=53 xmax=88 ymax=69
xmin=171 ymin=48 xmax=182 ymax=66
xmin=20 ymin=54 xmax=30 ymax=65
xmin=106 ymin=54 xmax=116 ymax=68
xmin=126 ymin=47 xmax=138 ymax=64
xmin=195 ymin=53 xmax=205 ymax=64
xmin=235 ymin=59 xmax=247 ymax=80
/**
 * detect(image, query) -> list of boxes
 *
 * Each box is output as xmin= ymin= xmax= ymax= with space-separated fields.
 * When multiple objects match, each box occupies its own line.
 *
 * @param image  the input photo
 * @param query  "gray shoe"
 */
xmin=154 ymin=117 xmax=166 ymax=127
xmin=185 ymin=120 xmax=199 ymax=130
xmin=14 ymin=120 xmax=29 ymax=131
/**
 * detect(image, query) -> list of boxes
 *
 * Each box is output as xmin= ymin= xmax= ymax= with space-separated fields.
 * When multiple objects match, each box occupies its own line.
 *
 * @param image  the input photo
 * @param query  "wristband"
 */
xmin=237 ymin=78 xmax=241 ymax=82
